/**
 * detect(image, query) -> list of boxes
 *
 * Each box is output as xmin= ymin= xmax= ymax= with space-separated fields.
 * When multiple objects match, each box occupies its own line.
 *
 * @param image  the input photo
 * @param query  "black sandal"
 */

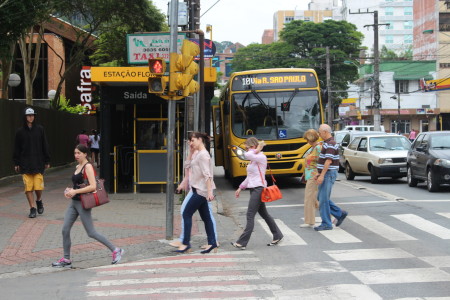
xmin=267 ymin=237 xmax=283 ymax=246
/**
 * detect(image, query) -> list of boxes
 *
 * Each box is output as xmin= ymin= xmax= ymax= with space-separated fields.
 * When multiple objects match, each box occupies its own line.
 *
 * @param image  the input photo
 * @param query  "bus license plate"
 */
xmin=400 ymin=167 xmax=407 ymax=172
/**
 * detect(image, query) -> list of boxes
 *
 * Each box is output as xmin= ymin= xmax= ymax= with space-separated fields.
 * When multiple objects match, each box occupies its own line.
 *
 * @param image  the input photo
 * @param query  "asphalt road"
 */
xmin=2 ymin=170 xmax=450 ymax=299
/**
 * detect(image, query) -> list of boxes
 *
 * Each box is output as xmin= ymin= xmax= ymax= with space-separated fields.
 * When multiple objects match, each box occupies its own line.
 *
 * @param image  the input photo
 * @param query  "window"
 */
xmin=358 ymin=138 xmax=368 ymax=151
xmin=385 ymin=7 xmax=394 ymax=16
xmin=284 ymin=16 xmax=294 ymax=23
xmin=391 ymin=119 xmax=410 ymax=134
xmin=404 ymin=34 xmax=413 ymax=44
xmin=385 ymin=35 xmax=394 ymax=44
xmin=440 ymin=13 xmax=450 ymax=31
xmin=348 ymin=137 xmax=361 ymax=150
xmin=395 ymin=80 xmax=409 ymax=93
xmin=404 ymin=20 xmax=413 ymax=29
xmin=404 ymin=7 xmax=412 ymax=16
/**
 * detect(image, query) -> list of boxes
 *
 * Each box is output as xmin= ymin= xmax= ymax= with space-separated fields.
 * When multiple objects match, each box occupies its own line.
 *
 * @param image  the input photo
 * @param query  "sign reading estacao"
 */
xmin=91 ymin=67 xmax=152 ymax=82
xmin=127 ymin=33 xmax=185 ymax=64
xmin=232 ymin=72 xmax=318 ymax=91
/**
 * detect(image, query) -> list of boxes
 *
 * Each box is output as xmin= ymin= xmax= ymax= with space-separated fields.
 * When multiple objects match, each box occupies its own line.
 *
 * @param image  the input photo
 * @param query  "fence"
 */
xmin=0 ymin=100 xmax=97 ymax=179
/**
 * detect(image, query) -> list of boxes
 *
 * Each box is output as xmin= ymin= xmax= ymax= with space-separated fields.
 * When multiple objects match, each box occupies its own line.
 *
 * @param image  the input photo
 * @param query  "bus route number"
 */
xmin=239 ymin=162 xmax=248 ymax=168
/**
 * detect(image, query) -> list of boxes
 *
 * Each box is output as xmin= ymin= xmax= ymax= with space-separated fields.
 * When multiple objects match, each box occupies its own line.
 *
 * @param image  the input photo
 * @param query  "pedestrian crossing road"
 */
xmin=85 ymin=211 xmax=450 ymax=299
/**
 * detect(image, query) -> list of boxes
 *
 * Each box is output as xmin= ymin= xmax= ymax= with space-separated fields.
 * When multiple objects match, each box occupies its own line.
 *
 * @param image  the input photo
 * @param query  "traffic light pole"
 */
xmin=166 ymin=0 xmax=179 ymax=240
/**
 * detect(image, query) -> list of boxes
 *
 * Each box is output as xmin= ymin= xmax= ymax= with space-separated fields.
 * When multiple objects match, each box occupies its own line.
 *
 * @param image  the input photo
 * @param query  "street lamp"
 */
xmin=390 ymin=94 xmax=400 ymax=133
xmin=8 ymin=73 xmax=21 ymax=101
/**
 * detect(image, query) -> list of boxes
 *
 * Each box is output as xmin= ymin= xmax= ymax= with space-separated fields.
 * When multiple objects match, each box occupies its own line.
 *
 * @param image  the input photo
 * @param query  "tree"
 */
xmin=0 ymin=0 xmax=52 ymax=99
xmin=45 ymin=0 xmax=166 ymax=107
xmin=90 ymin=2 xmax=166 ymax=66
xmin=214 ymin=41 xmax=234 ymax=54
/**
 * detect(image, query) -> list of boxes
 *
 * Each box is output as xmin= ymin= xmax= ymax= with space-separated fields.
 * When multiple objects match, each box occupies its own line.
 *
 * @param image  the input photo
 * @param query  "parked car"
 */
xmin=342 ymin=134 xmax=411 ymax=183
xmin=334 ymin=130 xmax=351 ymax=145
xmin=343 ymin=125 xmax=385 ymax=132
xmin=338 ymin=131 xmax=387 ymax=172
xmin=406 ymin=131 xmax=450 ymax=192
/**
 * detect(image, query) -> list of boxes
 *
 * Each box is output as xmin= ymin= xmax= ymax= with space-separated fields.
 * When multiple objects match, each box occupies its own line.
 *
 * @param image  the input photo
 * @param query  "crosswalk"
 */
xmin=85 ymin=211 xmax=450 ymax=299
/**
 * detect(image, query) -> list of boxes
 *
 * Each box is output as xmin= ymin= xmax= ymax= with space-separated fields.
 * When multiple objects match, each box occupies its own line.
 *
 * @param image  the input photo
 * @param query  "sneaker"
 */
xmin=36 ymin=200 xmax=44 ymax=214
xmin=28 ymin=207 xmax=37 ymax=218
xmin=112 ymin=248 xmax=124 ymax=264
xmin=300 ymin=224 xmax=314 ymax=228
xmin=314 ymin=225 xmax=333 ymax=231
xmin=336 ymin=211 xmax=348 ymax=227
xmin=52 ymin=257 xmax=72 ymax=268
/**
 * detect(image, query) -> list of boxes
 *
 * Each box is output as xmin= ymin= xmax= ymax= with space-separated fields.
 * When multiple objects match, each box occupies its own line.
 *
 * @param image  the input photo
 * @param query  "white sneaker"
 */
xmin=300 ymin=224 xmax=314 ymax=228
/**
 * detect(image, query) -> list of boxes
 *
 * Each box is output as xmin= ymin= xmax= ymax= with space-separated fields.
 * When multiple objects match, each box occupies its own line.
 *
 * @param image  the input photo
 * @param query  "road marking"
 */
xmin=349 ymin=215 xmax=417 ymax=241
xmin=86 ymin=284 xmax=282 ymax=297
xmin=258 ymin=219 xmax=307 ymax=246
xmin=420 ymin=256 xmax=450 ymax=268
xmin=352 ymin=268 xmax=450 ymax=284
xmin=273 ymin=284 xmax=382 ymax=300
xmin=258 ymin=261 xmax=347 ymax=278
xmin=437 ymin=212 xmax=450 ymax=219
xmin=318 ymin=227 xmax=362 ymax=243
xmin=324 ymin=248 xmax=414 ymax=261
xmin=392 ymin=214 xmax=450 ymax=239
xmin=87 ymin=274 xmax=261 ymax=287
xmin=92 ymin=257 xmax=260 ymax=269
xmin=95 ymin=265 xmax=256 ymax=276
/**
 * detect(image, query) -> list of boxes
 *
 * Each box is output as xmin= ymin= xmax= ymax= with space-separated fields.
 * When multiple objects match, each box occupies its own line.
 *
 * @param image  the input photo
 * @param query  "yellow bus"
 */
xmin=212 ymin=68 xmax=324 ymax=186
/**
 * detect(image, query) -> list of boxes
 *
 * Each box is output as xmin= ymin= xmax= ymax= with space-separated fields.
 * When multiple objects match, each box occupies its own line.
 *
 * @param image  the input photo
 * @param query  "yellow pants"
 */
xmin=22 ymin=173 xmax=44 ymax=192
xmin=303 ymin=179 xmax=319 ymax=225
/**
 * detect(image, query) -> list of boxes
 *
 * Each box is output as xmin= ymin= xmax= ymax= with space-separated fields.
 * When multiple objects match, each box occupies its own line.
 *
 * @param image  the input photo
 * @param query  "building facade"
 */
xmin=341 ymin=0 xmax=413 ymax=53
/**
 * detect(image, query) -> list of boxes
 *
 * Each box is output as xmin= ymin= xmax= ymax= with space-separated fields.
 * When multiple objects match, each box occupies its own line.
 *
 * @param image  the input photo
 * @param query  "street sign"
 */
xmin=127 ymin=33 xmax=186 ymax=64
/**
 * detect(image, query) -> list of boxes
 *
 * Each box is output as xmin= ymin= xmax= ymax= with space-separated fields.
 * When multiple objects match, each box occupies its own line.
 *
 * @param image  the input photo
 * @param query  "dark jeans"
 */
xmin=236 ymin=187 xmax=283 ymax=247
xmin=182 ymin=189 xmax=216 ymax=246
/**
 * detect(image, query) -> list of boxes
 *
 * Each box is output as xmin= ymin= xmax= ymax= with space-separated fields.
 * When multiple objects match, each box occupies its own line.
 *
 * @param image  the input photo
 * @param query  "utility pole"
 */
xmin=166 ymin=0 xmax=179 ymax=240
xmin=350 ymin=9 xmax=389 ymax=131
xmin=326 ymin=46 xmax=332 ymax=126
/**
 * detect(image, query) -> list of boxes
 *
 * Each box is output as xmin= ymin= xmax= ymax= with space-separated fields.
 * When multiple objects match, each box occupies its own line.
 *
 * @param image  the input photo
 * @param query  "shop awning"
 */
xmin=393 ymin=71 xmax=433 ymax=81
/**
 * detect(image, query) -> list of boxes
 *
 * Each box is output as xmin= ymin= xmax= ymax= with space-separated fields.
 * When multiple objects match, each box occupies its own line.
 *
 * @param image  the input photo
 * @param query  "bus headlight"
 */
xmin=231 ymin=145 xmax=247 ymax=160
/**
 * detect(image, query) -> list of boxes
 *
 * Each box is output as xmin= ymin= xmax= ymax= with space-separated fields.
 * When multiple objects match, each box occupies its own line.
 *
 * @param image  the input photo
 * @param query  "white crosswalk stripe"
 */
xmin=273 ymin=284 xmax=383 ymax=300
xmin=392 ymin=214 xmax=450 ymax=239
xmin=352 ymin=268 xmax=450 ymax=285
xmin=349 ymin=215 xmax=417 ymax=241
xmin=324 ymin=248 xmax=414 ymax=261
xmin=258 ymin=219 xmax=307 ymax=245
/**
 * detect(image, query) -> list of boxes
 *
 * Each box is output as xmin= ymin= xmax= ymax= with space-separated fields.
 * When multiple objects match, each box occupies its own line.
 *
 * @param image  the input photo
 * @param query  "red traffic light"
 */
xmin=148 ymin=58 xmax=166 ymax=75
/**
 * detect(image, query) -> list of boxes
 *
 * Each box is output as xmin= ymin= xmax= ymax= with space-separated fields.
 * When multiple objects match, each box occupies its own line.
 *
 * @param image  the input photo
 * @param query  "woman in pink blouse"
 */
xmin=175 ymin=132 xmax=217 ymax=254
xmin=232 ymin=137 xmax=283 ymax=250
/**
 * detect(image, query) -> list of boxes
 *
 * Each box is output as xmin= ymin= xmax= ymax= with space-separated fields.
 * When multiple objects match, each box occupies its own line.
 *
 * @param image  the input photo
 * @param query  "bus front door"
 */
xmin=212 ymin=105 xmax=224 ymax=166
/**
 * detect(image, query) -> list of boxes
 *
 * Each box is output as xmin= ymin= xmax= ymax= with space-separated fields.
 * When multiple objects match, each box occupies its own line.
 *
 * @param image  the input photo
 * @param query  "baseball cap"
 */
xmin=25 ymin=108 xmax=36 ymax=115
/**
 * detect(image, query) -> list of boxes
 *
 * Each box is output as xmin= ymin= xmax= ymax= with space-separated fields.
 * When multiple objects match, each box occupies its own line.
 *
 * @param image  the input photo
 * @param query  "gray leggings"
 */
xmin=62 ymin=200 xmax=115 ymax=259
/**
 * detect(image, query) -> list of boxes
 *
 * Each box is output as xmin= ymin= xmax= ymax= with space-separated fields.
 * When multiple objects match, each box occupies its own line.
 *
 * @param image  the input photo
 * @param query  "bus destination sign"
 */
xmin=232 ymin=72 xmax=318 ymax=91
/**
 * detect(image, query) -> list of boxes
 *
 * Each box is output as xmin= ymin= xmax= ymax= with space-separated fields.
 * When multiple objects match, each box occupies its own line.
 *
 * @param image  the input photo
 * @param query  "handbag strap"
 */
xmin=256 ymin=164 xmax=265 ymax=186
xmin=256 ymin=162 xmax=276 ymax=186
xmin=82 ymin=163 xmax=96 ymax=182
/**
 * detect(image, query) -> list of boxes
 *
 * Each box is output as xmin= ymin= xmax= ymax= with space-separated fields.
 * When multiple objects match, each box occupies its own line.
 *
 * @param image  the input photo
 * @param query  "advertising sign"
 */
xmin=127 ymin=33 xmax=185 ymax=64
xmin=91 ymin=67 xmax=152 ymax=82
xmin=189 ymin=39 xmax=216 ymax=59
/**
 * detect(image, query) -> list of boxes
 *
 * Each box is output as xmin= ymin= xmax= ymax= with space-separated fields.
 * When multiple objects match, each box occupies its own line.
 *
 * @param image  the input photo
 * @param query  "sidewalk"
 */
xmin=0 ymin=165 xmax=229 ymax=277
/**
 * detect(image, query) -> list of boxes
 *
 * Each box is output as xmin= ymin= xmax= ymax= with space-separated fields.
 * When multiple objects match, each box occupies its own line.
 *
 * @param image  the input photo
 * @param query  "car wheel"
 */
xmin=345 ymin=162 xmax=355 ymax=180
xmin=369 ymin=165 xmax=379 ymax=184
xmin=427 ymin=168 xmax=439 ymax=192
xmin=338 ymin=164 xmax=345 ymax=173
xmin=407 ymin=166 xmax=418 ymax=187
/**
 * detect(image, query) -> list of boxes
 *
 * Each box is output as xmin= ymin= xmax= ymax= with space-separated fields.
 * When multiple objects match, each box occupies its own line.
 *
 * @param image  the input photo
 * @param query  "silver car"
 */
xmin=343 ymin=134 xmax=412 ymax=183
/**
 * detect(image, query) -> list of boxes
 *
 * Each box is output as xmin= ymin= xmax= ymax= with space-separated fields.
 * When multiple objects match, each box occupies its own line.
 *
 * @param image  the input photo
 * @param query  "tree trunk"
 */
xmin=0 ymin=41 xmax=16 ymax=99
xmin=18 ymin=26 xmax=43 ymax=105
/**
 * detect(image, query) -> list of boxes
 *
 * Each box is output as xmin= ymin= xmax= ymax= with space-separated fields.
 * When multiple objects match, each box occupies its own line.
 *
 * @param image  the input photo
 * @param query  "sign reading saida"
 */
xmin=91 ymin=67 xmax=153 ymax=82
xmin=232 ymin=72 xmax=318 ymax=91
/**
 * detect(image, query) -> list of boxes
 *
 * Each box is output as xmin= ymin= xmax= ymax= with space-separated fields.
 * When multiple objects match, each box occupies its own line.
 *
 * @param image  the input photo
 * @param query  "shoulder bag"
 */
xmin=257 ymin=163 xmax=282 ymax=202
xmin=80 ymin=164 xmax=109 ymax=209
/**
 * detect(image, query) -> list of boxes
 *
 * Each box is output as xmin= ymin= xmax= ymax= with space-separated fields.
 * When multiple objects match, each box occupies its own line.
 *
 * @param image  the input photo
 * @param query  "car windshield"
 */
xmin=231 ymin=90 xmax=321 ymax=140
xmin=431 ymin=135 xmax=450 ymax=149
xmin=369 ymin=136 xmax=411 ymax=151
xmin=334 ymin=132 xmax=348 ymax=144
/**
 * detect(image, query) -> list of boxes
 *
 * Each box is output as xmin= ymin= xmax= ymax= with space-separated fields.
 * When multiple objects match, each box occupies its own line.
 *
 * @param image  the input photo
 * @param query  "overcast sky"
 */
xmin=152 ymin=0 xmax=309 ymax=46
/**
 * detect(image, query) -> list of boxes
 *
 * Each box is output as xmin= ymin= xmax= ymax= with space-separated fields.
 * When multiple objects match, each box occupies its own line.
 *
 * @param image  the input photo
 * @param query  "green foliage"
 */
xmin=57 ymin=94 xmax=88 ymax=114
xmin=214 ymin=41 xmax=234 ymax=53
xmin=88 ymin=0 xmax=166 ymax=66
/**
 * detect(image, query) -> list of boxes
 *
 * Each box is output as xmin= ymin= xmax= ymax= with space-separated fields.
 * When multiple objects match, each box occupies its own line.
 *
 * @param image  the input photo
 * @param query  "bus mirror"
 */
xmin=224 ymin=101 xmax=230 ymax=115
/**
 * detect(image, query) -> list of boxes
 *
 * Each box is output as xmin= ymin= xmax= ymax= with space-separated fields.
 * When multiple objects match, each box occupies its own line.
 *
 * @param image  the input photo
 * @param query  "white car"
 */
xmin=342 ymin=134 xmax=411 ymax=183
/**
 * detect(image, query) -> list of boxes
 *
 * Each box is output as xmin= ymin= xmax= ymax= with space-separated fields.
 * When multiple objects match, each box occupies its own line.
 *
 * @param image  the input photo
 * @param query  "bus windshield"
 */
xmin=231 ymin=90 xmax=320 ymax=140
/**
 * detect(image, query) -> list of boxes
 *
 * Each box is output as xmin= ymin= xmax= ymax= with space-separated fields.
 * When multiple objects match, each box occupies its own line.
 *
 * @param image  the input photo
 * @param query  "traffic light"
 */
xmin=169 ymin=40 xmax=200 ymax=96
xmin=148 ymin=58 xmax=168 ymax=94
